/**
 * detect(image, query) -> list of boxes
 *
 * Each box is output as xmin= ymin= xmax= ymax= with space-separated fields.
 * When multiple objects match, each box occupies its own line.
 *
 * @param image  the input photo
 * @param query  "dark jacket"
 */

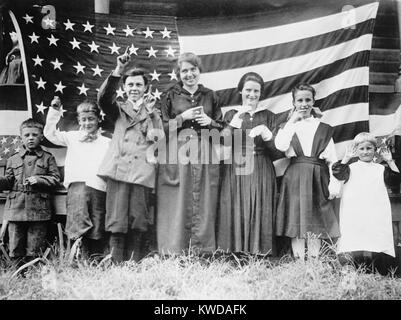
xmin=97 ymin=74 xmax=163 ymax=188
xmin=0 ymin=146 xmax=61 ymax=221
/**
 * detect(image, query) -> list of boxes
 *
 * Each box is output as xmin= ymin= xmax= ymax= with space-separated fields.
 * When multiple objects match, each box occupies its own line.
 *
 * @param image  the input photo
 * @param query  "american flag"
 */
xmin=1 ymin=8 xmax=179 ymax=165
xmin=177 ymin=0 xmax=379 ymax=175
xmin=0 ymin=0 xmax=385 ymax=174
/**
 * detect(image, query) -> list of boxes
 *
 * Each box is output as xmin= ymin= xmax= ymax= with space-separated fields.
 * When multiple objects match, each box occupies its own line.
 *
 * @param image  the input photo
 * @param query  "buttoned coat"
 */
xmin=97 ymin=74 xmax=163 ymax=188
xmin=0 ymin=147 xmax=61 ymax=221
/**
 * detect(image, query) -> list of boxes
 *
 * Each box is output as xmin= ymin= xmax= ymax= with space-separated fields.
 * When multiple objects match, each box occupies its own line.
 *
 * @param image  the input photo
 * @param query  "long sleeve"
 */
xmin=97 ymin=74 xmax=121 ymax=123
xmin=44 ymin=107 xmax=69 ymax=147
xmin=332 ymin=160 xmax=351 ymax=182
xmin=274 ymin=122 xmax=296 ymax=152
xmin=34 ymin=155 xmax=61 ymax=189
xmin=384 ymin=163 xmax=401 ymax=186
xmin=208 ymin=92 xmax=223 ymax=130
xmin=0 ymin=159 xmax=15 ymax=191
xmin=159 ymin=91 xmax=183 ymax=134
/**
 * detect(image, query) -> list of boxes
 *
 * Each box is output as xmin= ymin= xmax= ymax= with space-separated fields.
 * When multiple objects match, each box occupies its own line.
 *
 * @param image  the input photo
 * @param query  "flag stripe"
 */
xmin=199 ymin=34 xmax=372 ymax=92
xmin=198 ymin=19 xmax=375 ymax=73
xmin=332 ymin=121 xmax=369 ymax=143
xmin=178 ymin=2 xmax=378 ymax=55
xmin=217 ymin=53 xmax=370 ymax=108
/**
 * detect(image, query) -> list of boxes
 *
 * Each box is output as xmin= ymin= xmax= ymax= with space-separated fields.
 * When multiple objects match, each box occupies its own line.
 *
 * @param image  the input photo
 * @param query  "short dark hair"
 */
xmin=237 ymin=72 xmax=264 ymax=92
xmin=176 ymin=52 xmax=203 ymax=75
xmin=76 ymin=101 xmax=101 ymax=118
xmin=20 ymin=118 xmax=43 ymax=134
xmin=291 ymin=83 xmax=316 ymax=101
xmin=122 ymin=68 xmax=149 ymax=87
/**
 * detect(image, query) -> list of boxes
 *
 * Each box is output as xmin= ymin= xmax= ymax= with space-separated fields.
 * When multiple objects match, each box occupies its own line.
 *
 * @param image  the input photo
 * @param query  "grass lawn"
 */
xmin=1 ymin=246 xmax=401 ymax=300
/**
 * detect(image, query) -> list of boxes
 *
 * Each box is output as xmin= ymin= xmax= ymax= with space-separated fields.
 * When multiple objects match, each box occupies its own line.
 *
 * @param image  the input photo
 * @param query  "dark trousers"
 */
xmin=8 ymin=221 xmax=48 ymax=258
xmin=109 ymin=231 xmax=146 ymax=262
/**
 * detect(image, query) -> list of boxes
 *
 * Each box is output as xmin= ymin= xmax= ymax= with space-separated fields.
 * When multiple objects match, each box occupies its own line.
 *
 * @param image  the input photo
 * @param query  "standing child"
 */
xmin=333 ymin=132 xmax=396 ymax=261
xmin=275 ymin=83 xmax=340 ymax=260
xmin=0 ymin=119 xmax=60 ymax=263
xmin=97 ymin=49 xmax=162 ymax=262
xmin=44 ymin=97 xmax=110 ymax=257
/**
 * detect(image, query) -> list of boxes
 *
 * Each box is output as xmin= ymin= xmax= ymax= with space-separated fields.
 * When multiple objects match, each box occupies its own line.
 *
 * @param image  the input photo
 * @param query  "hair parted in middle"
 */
xmin=237 ymin=72 xmax=264 ymax=93
xmin=175 ymin=52 xmax=203 ymax=76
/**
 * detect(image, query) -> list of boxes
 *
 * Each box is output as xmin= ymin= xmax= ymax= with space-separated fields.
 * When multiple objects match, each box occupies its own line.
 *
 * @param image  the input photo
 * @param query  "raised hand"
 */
xmin=114 ymin=46 xmax=131 ymax=75
xmin=50 ymin=96 xmax=62 ymax=110
xmin=143 ymin=87 xmax=156 ymax=114
xmin=342 ymin=143 xmax=357 ymax=164
xmin=381 ymin=147 xmax=393 ymax=162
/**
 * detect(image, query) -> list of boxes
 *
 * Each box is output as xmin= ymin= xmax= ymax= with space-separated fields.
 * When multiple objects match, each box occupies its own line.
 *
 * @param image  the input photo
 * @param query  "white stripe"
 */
xmin=200 ymin=34 xmax=372 ymax=92
xmin=0 ymin=111 xmax=32 ymax=135
xmin=220 ymin=67 xmax=369 ymax=116
xmin=179 ymin=2 xmax=378 ymax=55
xmin=321 ymin=103 xmax=369 ymax=127
xmin=369 ymin=114 xmax=396 ymax=136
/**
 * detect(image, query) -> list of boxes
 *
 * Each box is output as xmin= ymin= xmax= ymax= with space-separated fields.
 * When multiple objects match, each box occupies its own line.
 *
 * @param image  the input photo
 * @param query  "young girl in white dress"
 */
xmin=332 ymin=132 xmax=398 ymax=259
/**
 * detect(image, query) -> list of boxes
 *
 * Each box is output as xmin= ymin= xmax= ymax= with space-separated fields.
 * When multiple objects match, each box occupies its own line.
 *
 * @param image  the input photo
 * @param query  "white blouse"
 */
xmin=274 ymin=117 xmax=337 ymax=165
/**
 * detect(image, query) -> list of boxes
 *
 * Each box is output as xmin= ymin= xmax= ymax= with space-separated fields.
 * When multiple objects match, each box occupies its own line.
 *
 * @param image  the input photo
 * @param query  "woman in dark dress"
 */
xmin=217 ymin=72 xmax=281 ymax=255
xmin=157 ymin=52 xmax=223 ymax=255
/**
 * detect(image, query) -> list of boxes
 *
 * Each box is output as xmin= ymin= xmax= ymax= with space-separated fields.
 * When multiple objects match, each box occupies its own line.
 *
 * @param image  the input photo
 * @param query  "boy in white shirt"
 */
xmin=44 ymin=96 xmax=110 ymax=257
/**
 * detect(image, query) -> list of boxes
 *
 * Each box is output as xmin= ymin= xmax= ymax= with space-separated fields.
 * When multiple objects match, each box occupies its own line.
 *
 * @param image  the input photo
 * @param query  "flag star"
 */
xmin=0 ymin=137 xmax=7 ymax=144
xmin=54 ymin=81 xmax=66 ymax=93
xmin=3 ymin=147 xmax=10 ymax=155
xmin=23 ymin=14 xmax=34 ymax=24
xmin=122 ymin=25 xmax=135 ymax=37
xmin=146 ymin=46 xmax=158 ymax=58
xmin=381 ymin=138 xmax=387 ymax=144
xmin=116 ymin=87 xmax=125 ymax=98
xmin=73 ymin=61 xmax=86 ymax=74
xmin=104 ymin=23 xmax=116 ymax=35
xmin=14 ymin=146 xmax=21 ymax=153
xmin=29 ymin=32 xmax=39 ymax=43
xmin=160 ymin=27 xmax=171 ymax=39
xmin=143 ymin=27 xmax=154 ymax=38
xmin=165 ymin=46 xmax=175 ymax=57
xmin=32 ymin=55 xmax=44 ymax=66
xmin=47 ymin=34 xmax=59 ymax=46
xmin=82 ymin=21 xmax=94 ymax=33
xmin=35 ymin=102 xmax=48 ymax=114
xmin=168 ymin=69 xmax=178 ymax=81
xmin=50 ymin=58 xmax=63 ymax=70
xmin=88 ymin=41 xmax=100 ymax=53
xmin=69 ymin=37 xmax=81 ymax=49
xmin=77 ymin=83 xmax=89 ymax=96
xmin=91 ymin=65 xmax=104 ymax=77
xmin=373 ymin=156 xmax=378 ymax=162
xmin=12 ymin=137 xmax=20 ymax=144
xmin=149 ymin=70 xmax=161 ymax=81
xmin=43 ymin=16 xmax=55 ymax=27
xmin=153 ymin=88 xmax=162 ymax=100
xmin=128 ymin=44 xmax=139 ymax=56
xmin=64 ymin=19 xmax=75 ymax=31
xmin=108 ymin=42 xmax=120 ymax=54
xmin=35 ymin=77 xmax=46 ymax=89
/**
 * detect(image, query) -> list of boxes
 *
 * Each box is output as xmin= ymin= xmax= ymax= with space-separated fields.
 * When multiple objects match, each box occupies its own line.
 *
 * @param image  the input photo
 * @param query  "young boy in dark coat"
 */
xmin=0 ymin=119 xmax=60 ymax=263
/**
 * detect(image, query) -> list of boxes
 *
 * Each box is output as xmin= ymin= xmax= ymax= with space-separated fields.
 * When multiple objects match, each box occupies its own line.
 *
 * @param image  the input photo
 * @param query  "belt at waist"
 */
xmin=290 ymin=156 xmax=326 ymax=167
